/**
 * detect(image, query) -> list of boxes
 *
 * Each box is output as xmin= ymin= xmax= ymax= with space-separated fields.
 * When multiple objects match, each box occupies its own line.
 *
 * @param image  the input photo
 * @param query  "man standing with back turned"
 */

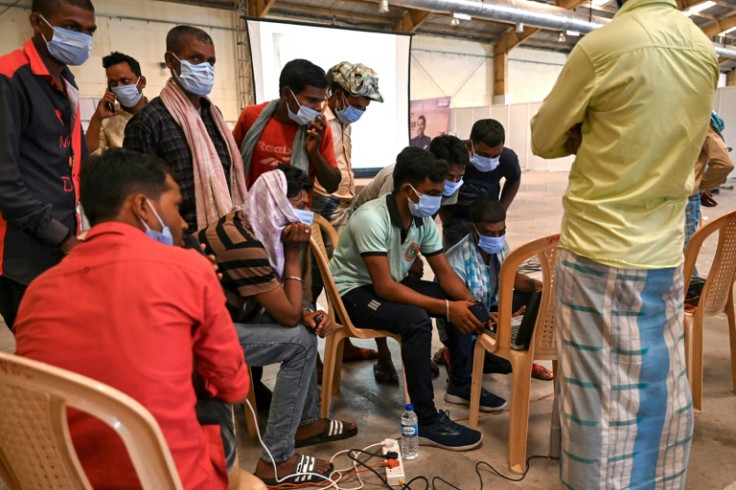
xmin=531 ymin=0 xmax=718 ymax=488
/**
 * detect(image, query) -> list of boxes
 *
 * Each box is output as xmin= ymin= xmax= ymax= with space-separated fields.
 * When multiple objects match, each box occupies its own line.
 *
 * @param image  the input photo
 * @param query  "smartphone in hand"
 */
xmin=468 ymin=301 xmax=491 ymax=324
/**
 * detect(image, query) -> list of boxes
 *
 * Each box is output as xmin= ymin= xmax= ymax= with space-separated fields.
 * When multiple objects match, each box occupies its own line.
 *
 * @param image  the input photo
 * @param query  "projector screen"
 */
xmin=246 ymin=18 xmax=411 ymax=173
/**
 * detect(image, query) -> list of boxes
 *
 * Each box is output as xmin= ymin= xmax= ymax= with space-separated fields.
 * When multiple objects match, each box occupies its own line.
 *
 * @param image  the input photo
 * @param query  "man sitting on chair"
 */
xmin=329 ymin=146 xmax=504 ymax=452
xmin=198 ymin=165 xmax=357 ymax=486
xmin=14 ymin=148 xmax=250 ymax=489
xmin=438 ymin=197 xmax=552 ymax=381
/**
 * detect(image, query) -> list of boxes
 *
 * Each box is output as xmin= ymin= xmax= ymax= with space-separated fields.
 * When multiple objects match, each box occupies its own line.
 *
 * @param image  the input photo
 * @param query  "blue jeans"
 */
xmin=234 ymin=322 xmax=320 ymax=462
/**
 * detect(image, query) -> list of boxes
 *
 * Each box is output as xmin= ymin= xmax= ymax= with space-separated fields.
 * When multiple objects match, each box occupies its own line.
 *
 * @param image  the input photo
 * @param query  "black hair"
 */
xmin=277 ymin=164 xmax=313 ymax=198
xmin=279 ymin=59 xmax=328 ymax=93
xmin=32 ymin=0 xmax=94 ymax=16
xmin=470 ymin=119 xmax=505 ymax=148
xmin=417 ymin=115 xmax=426 ymax=123
xmin=102 ymin=51 xmax=141 ymax=78
xmin=469 ymin=197 xmax=506 ymax=224
xmin=392 ymin=147 xmax=448 ymax=191
xmin=429 ymin=135 xmax=469 ymax=167
xmin=81 ymin=149 xmax=172 ymax=226
xmin=166 ymin=25 xmax=213 ymax=54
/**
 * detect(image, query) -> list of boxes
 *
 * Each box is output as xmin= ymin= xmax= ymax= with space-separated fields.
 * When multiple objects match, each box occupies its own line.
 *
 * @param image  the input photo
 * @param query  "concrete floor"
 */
xmin=2 ymin=171 xmax=736 ymax=488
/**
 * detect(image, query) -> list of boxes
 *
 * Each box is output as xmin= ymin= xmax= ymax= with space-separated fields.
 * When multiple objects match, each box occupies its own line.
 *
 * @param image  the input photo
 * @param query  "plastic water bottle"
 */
xmin=401 ymin=403 xmax=419 ymax=460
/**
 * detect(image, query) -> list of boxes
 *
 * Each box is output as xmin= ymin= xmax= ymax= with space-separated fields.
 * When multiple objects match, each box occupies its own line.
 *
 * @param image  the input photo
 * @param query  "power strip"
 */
xmin=382 ymin=438 xmax=406 ymax=486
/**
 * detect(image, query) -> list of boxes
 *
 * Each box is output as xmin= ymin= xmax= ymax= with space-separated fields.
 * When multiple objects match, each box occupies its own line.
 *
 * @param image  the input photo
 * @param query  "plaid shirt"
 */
xmin=124 ymin=97 xmax=231 ymax=230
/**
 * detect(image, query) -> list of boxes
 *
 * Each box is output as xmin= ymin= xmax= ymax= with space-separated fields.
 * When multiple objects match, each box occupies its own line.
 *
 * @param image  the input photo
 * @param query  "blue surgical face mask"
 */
xmin=111 ymin=78 xmax=142 ymax=108
xmin=138 ymin=199 xmax=174 ymax=246
xmin=407 ymin=184 xmax=442 ymax=218
xmin=40 ymin=15 xmax=93 ymax=66
xmin=171 ymin=53 xmax=215 ymax=97
xmin=474 ymin=225 xmax=505 ymax=255
xmin=294 ymin=208 xmax=314 ymax=226
xmin=287 ymin=88 xmax=321 ymax=126
xmin=442 ymin=177 xmax=464 ymax=197
xmin=335 ymin=91 xmax=364 ymax=125
xmin=470 ymin=142 xmax=501 ymax=172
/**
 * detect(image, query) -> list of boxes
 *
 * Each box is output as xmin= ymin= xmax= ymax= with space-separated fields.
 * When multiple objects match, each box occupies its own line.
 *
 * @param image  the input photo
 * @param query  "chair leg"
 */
xmin=691 ymin=315 xmax=704 ymax=412
xmin=552 ymin=360 xmax=558 ymax=381
xmin=321 ymin=332 xmax=341 ymax=419
xmin=244 ymin=368 xmax=258 ymax=439
xmin=726 ymin=299 xmax=736 ymax=395
xmin=507 ymin=359 xmax=533 ymax=475
xmin=332 ymin=337 xmax=345 ymax=395
xmin=469 ymin=340 xmax=487 ymax=429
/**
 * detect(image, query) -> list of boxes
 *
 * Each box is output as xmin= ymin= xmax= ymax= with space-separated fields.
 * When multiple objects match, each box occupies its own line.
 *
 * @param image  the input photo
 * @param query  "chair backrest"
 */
xmin=0 ymin=352 xmax=183 ymax=490
xmin=495 ymin=234 xmax=560 ymax=359
xmin=310 ymin=216 xmax=373 ymax=339
xmin=684 ymin=210 xmax=736 ymax=319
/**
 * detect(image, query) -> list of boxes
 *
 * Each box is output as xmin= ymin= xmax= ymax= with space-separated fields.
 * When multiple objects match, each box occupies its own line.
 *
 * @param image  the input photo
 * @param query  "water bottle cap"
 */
xmin=405 ymin=403 xmax=413 ymax=411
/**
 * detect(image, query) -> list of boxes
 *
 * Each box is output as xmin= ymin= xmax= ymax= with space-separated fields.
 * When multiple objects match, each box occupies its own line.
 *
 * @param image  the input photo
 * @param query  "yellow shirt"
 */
xmin=695 ymin=126 xmax=734 ymax=192
xmin=530 ymin=0 xmax=719 ymax=269
xmin=91 ymin=110 xmax=133 ymax=156
xmin=314 ymin=106 xmax=354 ymax=201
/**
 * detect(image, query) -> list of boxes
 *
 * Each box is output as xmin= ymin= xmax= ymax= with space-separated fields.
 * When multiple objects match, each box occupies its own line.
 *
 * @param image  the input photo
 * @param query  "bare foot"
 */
xmin=295 ymin=418 xmax=357 ymax=442
xmin=255 ymin=454 xmax=331 ymax=481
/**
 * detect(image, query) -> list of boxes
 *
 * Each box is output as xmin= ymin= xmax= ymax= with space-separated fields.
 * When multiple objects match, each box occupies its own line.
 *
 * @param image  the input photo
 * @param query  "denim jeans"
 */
xmin=341 ymin=279 xmax=474 ymax=425
xmin=234 ymin=322 xmax=320 ymax=462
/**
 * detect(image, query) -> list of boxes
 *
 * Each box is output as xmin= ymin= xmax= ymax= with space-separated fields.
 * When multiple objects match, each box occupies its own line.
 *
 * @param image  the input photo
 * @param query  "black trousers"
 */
xmin=342 ymin=278 xmax=473 ymax=425
xmin=0 ymin=276 xmax=27 ymax=331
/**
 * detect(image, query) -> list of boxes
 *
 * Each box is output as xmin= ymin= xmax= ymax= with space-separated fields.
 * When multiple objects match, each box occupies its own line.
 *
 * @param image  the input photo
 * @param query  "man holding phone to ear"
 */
xmin=86 ymin=51 xmax=147 ymax=154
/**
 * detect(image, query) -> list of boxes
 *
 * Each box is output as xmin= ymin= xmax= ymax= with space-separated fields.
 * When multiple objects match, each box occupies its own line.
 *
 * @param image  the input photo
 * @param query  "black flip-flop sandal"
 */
xmin=259 ymin=453 xmax=334 ymax=486
xmin=295 ymin=419 xmax=358 ymax=448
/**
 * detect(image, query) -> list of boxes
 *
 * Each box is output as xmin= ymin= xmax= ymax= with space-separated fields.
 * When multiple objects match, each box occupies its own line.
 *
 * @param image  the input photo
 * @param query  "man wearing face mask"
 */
xmin=0 ymin=0 xmax=96 ymax=331
xmin=125 ymin=25 xmax=246 ymax=232
xmin=330 ymin=147 xmax=504 ymax=452
xmin=234 ymin=58 xmax=340 ymax=193
xmin=530 ymin=0 xmax=718 ymax=487
xmin=198 ymin=166 xmax=357 ymax=485
xmin=441 ymin=119 xmax=521 ymax=250
xmin=437 ymin=197 xmax=552 ymax=382
xmin=14 ymin=148 xmax=251 ymax=489
xmin=86 ymin=51 xmax=147 ymax=155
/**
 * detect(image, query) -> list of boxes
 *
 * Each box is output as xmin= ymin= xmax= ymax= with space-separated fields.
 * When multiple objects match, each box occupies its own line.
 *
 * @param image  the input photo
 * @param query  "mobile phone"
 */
xmin=468 ymin=301 xmax=491 ymax=324
xmin=314 ymin=314 xmax=324 ymax=325
xmin=105 ymin=101 xmax=115 ymax=112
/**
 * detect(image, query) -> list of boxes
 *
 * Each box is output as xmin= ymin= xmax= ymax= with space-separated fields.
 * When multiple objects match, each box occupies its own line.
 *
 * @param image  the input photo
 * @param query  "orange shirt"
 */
xmin=14 ymin=222 xmax=249 ymax=490
xmin=233 ymin=101 xmax=337 ymax=188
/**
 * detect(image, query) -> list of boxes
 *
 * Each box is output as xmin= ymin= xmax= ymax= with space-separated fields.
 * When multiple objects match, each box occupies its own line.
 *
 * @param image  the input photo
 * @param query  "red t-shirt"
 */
xmin=14 ymin=222 xmax=250 ymax=490
xmin=233 ymin=101 xmax=337 ymax=188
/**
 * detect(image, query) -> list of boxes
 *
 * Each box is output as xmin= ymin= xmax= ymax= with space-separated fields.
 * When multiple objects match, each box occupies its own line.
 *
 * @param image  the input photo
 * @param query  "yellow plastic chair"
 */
xmin=0 ymin=351 xmax=183 ymax=490
xmin=469 ymin=233 xmax=560 ymax=474
xmin=310 ymin=214 xmax=409 ymax=418
xmin=682 ymin=209 xmax=736 ymax=412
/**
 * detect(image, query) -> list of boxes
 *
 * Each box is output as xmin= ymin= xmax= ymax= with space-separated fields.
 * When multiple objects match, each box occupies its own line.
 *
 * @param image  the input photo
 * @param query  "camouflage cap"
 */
xmin=328 ymin=61 xmax=384 ymax=103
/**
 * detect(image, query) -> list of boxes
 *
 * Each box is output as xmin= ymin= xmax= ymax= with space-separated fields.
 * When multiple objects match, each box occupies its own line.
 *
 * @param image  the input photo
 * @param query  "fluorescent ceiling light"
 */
xmin=683 ymin=0 xmax=716 ymax=17
xmin=590 ymin=0 xmax=609 ymax=5
xmin=722 ymin=25 xmax=736 ymax=35
xmin=452 ymin=12 xmax=472 ymax=21
xmin=566 ymin=30 xmax=581 ymax=36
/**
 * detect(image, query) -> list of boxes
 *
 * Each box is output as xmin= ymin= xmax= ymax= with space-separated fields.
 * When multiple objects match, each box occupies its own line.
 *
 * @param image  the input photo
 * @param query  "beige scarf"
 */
xmin=160 ymin=78 xmax=246 ymax=229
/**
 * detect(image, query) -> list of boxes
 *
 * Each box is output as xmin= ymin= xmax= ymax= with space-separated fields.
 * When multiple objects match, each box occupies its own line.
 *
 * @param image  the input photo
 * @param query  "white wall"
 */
xmin=0 ymin=0 xmax=241 ymax=124
xmin=410 ymin=35 xmax=568 ymax=108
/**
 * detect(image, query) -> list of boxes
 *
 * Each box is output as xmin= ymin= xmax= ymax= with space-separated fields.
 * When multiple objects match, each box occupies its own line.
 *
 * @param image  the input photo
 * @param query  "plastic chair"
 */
xmin=682 ymin=209 xmax=736 ymax=412
xmin=242 ymin=367 xmax=259 ymax=439
xmin=0 ymin=351 xmax=183 ymax=490
xmin=310 ymin=214 xmax=409 ymax=418
xmin=468 ymin=233 xmax=560 ymax=474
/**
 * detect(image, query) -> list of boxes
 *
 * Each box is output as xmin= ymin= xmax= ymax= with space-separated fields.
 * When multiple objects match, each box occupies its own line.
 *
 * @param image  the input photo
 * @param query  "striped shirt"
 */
xmin=197 ymin=210 xmax=278 ymax=322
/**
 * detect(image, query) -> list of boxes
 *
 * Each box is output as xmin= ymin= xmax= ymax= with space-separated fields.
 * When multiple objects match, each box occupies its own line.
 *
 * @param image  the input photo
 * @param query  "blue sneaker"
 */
xmin=417 ymin=410 xmax=482 ymax=451
xmin=444 ymin=381 xmax=507 ymax=412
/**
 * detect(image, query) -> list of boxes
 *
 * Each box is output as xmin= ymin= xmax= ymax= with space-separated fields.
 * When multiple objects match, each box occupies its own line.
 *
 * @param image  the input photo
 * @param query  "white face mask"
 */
xmin=40 ymin=15 xmax=93 ymax=66
xmin=286 ymin=88 xmax=321 ymax=126
xmin=171 ymin=53 xmax=215 ymax=97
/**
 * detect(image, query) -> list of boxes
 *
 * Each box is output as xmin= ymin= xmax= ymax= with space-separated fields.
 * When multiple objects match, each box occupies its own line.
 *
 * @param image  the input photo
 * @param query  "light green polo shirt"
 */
xmin=530 ymin=0 xmax=719 ymax=269
xmin=330 ymin=193 xmax=444 ymax=296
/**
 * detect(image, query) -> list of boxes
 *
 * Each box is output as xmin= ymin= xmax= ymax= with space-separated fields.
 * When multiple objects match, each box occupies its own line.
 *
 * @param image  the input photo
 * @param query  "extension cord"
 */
xmin=382 ymin=438 xmax=406 ymax=487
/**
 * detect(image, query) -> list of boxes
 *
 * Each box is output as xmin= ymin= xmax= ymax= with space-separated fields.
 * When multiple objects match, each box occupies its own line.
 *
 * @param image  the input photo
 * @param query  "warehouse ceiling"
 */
xmin=153 ymin=0 xmax=736 ymax=71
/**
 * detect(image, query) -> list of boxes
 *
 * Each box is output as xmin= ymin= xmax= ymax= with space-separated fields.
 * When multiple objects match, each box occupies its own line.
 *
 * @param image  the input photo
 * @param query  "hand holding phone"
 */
xmin=468 ymin=301 xmax=491 ymax=324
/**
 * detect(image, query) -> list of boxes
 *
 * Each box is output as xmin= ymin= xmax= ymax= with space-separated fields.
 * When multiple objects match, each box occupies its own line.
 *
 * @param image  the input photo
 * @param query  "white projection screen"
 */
xmin=246 ymin=18 xmax=411 ymax=174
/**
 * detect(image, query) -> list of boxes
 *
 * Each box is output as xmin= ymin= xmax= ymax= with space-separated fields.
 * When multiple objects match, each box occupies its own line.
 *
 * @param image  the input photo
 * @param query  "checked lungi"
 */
xmin=554 ymin=248 xmax=693 ymax=489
